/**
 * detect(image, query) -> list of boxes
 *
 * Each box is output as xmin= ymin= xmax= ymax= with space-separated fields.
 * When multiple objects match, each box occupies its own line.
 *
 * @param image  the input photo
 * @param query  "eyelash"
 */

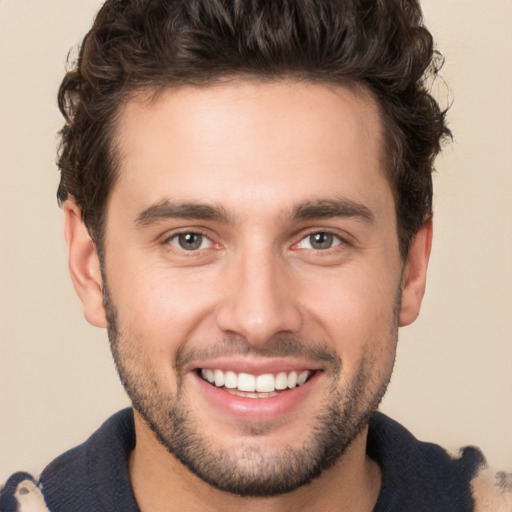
xmin=162 ymin=228 xmax=348 ymax=254
xmin=164 ymin=230 xmax=215 ymax=252
xmin=294 ymin=229 xmax=347 ymax=252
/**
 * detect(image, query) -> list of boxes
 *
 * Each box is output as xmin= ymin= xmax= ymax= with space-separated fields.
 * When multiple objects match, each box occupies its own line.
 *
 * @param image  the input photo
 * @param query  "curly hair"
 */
xmin=57 ymin=0 xmax=450 ymax=258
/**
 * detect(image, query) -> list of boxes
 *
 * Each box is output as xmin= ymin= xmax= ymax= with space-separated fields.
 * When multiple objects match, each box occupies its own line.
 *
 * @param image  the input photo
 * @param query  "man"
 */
xmin=1 ymin=0 xmax=510 ymax=511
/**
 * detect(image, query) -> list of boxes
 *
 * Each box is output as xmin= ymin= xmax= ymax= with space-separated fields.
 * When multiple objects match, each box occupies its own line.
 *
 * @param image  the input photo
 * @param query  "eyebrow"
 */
xmin=135 ymin=197 xmax=374 ymax=228
xmin=135 ymin=200 xmax=230 ymax=227
xmin=290 ymin=199 xmax=374 ymax=223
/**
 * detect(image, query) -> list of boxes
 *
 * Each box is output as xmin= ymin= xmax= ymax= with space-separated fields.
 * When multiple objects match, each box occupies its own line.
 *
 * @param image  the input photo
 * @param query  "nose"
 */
xmin=215 ymin=248 xmax=303 ymax=346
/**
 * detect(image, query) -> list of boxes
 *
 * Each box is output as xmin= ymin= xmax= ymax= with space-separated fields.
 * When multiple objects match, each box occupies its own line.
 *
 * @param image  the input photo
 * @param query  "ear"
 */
xmin=63 ymin=200 xmax=108 ymax=328
xmin=399 ymin=218 xmax=433 ymax=327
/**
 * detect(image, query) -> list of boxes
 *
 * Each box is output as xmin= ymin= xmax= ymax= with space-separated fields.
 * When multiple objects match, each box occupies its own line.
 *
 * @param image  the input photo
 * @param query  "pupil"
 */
xmin=179 ymin=233 xmax=202 ymax=250
xmin=311 ymin=232 xmax=332 ymax=249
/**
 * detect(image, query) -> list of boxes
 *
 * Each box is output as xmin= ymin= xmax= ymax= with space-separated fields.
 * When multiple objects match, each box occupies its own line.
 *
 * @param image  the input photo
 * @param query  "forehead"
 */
xmin=111 ymin=80 xmax=391 ymax=223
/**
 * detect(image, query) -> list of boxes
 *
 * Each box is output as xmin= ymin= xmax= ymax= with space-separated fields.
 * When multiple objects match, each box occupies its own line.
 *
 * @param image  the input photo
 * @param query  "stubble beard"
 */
xmin=102 ymin=282 xmax=399 ymax=497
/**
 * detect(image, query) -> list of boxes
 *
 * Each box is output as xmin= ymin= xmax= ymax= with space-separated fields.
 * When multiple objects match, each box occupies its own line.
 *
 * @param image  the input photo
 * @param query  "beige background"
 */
xmin=1 ymin=0 xmax=511 ymax=482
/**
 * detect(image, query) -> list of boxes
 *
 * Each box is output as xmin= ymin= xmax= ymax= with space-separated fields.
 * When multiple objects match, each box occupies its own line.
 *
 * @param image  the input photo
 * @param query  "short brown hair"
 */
xmin=57 ymin=0 xmax=450 ymax=257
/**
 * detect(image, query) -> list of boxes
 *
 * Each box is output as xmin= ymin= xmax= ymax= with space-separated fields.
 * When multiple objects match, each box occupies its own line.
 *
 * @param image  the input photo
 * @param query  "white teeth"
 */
xmin=287 ymin=371 xmax=298 ymax=389
xmin=224 ymin=370 xmax=237 ymax=389
xmin=200 ymin=369 xmax=312 ymax=394
xmin=275 ymin=372 xmax=288 ymax=390
xmin=202 ymin=369 xmax=215 ymax=384
xmin=297 ymin=370 xmax=309 ymax=386
xmin=214 ymin=369 xmax=225 ymax=387
xmin=237 ymin=373 xmax=256 ymax=392
xmin=256 ymin=373 xmax=275 ymax=392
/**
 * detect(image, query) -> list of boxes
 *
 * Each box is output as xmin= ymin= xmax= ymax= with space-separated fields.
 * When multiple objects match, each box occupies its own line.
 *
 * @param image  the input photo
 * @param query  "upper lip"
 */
xmin=187 ymin=356 xmax=325 ymax=375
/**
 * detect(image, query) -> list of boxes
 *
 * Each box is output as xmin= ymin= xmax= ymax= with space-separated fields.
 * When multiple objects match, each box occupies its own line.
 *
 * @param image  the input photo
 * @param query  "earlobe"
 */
xmin=63 ymin=201 xmax=108 ymax=328
xmin=399 ymin=219 xmax=433 ymax=327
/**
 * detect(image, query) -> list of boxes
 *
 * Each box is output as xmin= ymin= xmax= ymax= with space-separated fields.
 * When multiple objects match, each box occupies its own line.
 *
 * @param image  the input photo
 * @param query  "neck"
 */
xmin=128 ymin=412 xmax=381 ymax=512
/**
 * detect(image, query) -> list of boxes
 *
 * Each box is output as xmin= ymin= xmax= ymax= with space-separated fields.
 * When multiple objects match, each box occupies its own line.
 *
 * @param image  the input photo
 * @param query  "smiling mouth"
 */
xmin=198 ymin=368 xmax=314 ymax=398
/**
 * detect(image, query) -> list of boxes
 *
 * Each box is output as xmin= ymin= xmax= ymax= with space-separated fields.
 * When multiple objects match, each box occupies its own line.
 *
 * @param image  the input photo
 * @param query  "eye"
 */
xmin=167 ymin=232 xmax=212 ymax=251
xmin=297 ymin=231 xmax=342 ymax=250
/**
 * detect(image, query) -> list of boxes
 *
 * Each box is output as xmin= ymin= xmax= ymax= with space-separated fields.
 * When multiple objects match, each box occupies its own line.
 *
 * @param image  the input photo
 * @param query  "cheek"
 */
xmin=109 ymin=263 xmax=219 ymax=352
xmin=301 ymin=266 xmax=400 ymax=362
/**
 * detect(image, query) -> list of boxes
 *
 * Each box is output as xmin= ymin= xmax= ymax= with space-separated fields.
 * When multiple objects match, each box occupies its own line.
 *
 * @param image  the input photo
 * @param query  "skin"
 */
xmin=64 ymin=80 xmax=432 ymax=512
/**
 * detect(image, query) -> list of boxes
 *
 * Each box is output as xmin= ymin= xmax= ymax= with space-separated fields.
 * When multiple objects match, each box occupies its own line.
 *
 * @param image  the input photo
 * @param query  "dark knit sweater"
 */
xmin=1 ymin=408 xmax=485 ymax=511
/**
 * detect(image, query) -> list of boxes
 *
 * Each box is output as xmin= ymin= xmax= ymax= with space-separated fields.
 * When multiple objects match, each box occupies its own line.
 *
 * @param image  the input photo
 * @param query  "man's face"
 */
xmin=99 ymin=81 xmax=407 ymax=495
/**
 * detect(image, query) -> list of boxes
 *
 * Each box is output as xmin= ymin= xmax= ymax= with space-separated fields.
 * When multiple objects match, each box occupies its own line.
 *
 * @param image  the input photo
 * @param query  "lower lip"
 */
xmin=192 ymin=371 xmax=320 ymax=421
